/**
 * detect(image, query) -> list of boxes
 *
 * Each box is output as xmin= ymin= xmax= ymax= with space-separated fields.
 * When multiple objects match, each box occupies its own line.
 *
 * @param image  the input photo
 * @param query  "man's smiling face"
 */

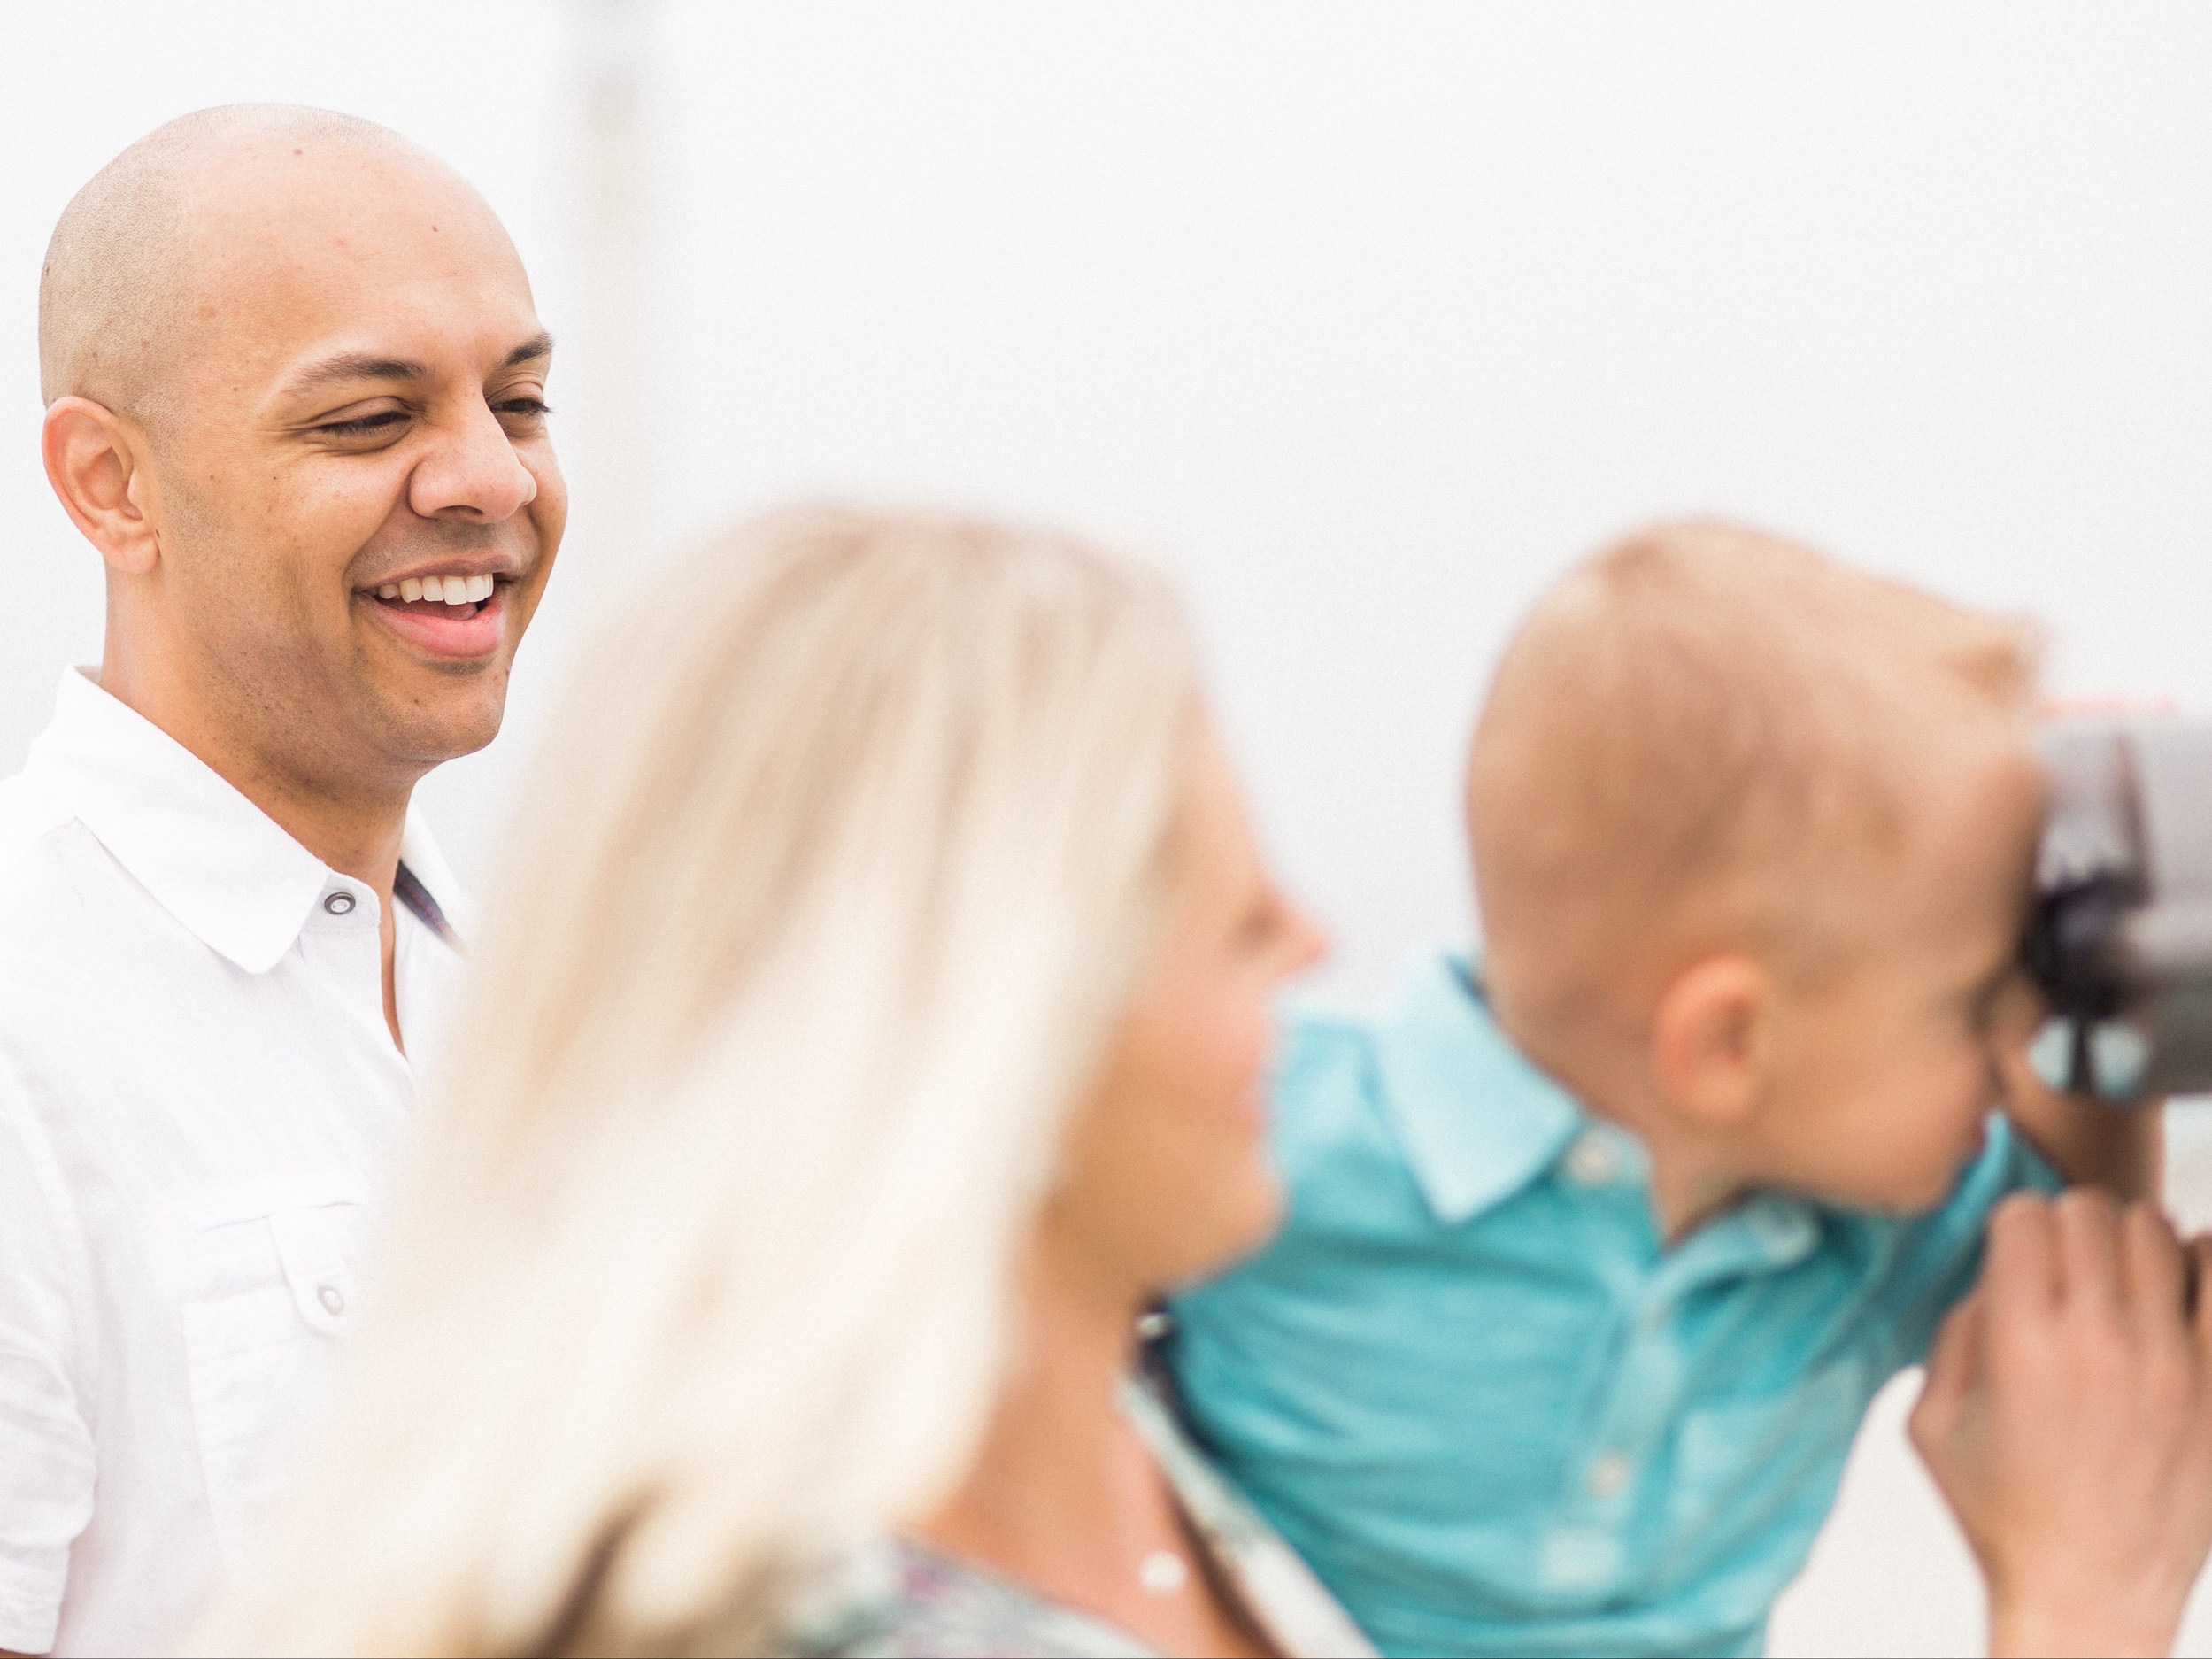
xmin=143 ymin=135 xmax=566 ymax=789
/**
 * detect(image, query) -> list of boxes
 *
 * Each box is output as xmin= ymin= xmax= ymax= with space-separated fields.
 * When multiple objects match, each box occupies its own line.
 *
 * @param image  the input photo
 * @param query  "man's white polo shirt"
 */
xmin=0 ymin=669 xmax=470 ymax=1655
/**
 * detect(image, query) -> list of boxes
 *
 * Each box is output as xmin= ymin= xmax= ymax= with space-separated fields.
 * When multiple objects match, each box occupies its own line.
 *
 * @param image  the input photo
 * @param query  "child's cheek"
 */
xmin=1878 ymin=1060 xmax=1983 ymax=1196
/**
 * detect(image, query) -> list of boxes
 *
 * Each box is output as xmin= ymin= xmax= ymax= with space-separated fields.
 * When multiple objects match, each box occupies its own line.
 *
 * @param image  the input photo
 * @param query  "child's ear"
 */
xmin=1651 ymin=955 xmax=1772 ymax=1129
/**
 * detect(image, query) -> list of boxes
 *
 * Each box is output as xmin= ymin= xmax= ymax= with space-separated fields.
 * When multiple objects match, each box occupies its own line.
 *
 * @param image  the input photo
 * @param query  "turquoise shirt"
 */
xmin=1164 ymin=952 xmax=2058 ymax=1658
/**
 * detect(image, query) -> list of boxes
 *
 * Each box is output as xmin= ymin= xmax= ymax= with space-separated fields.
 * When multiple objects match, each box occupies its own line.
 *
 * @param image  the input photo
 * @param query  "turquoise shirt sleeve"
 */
xmin=1869 ymin=1115 xmax=2064 ymax=1372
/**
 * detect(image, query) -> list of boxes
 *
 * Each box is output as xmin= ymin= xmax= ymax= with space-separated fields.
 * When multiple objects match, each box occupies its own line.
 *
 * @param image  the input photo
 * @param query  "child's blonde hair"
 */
xmin=1468 ymin=520 xmax=2039 ymax=1044
xmin=214 ymin=506 xmax=1199 ymax=1655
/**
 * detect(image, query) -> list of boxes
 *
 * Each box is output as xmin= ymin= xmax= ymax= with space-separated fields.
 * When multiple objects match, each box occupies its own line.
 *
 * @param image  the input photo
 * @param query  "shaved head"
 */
xmin=39 ymin=105 xmax=448 ymax=428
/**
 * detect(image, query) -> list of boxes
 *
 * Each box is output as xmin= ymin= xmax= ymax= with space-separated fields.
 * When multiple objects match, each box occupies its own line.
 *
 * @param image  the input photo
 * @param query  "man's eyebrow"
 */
xmin=281 ymin=334 xmax=552 ymax=400
xmin=501 ymin=332 xmax=554 ymax=370
xmin=282 ymin=353 xmax=431 ymax=397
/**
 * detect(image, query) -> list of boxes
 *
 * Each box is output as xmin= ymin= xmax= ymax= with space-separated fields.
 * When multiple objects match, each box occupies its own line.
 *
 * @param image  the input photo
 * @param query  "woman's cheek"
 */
xmin=1210 ymin=992 xmax=1274 ymax=1130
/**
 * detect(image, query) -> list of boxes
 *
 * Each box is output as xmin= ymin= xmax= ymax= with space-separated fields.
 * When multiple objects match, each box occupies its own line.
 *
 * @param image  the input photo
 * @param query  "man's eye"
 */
xmin=316 ymin=410 xmax=409 ymax=438
xmin=495 ymin=397 xmax=551 ymax=421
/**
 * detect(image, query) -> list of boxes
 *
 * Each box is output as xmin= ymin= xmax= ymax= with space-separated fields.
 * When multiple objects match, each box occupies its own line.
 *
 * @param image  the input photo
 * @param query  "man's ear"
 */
xmin=1651 ymin=954 xmax=1772 ymax=1128
xmin=42 ymin=397 xmax=161 ymax=575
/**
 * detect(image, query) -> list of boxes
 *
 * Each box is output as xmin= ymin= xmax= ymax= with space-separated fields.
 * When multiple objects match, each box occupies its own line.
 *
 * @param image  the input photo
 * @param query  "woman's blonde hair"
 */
xmin=226 ymin=507 xmax=1199 ymax=1655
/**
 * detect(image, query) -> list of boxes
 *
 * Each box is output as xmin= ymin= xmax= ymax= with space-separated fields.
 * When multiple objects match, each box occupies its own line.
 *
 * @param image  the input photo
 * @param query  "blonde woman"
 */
xmin=216 ymin=508 xmax=1372 ymax=1658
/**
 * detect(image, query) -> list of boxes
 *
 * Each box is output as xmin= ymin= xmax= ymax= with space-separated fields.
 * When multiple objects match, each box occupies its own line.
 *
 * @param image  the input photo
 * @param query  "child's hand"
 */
xmin=1909 ymin=1190 xmax=2212 ymax=1658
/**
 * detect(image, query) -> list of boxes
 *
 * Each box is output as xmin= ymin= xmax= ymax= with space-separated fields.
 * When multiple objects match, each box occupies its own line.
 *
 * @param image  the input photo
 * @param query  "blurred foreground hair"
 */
xmin=215 ymin=507 xmax=1198 ymax=1655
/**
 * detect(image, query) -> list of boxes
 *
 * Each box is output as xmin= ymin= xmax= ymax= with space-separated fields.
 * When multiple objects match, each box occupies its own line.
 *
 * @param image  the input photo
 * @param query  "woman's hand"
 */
xmin=1909 ymin=1190 xmax=2212 ymax=1658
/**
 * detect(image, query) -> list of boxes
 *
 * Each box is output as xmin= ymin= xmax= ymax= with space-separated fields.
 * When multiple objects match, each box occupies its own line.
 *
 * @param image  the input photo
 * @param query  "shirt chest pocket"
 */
xmin=179 ymin=1201 xmax=367 ymax=1569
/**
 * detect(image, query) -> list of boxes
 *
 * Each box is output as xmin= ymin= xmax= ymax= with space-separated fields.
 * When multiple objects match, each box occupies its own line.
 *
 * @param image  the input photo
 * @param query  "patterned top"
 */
xmin=783 ymin=1376 xmax=1376 ymax=1658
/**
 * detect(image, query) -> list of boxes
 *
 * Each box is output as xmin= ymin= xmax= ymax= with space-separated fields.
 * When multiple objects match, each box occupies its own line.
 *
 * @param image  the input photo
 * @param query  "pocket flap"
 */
xmin=266 ymin=1206 xmax=360 ymax=1338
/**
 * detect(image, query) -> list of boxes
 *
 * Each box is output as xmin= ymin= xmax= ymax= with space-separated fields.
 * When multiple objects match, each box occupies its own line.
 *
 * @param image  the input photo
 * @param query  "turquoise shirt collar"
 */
xmin=1371 ymin=950 xmax=1823 ymax=1275
xmin=1373 ymin=952 xmax=1590 ymax=1226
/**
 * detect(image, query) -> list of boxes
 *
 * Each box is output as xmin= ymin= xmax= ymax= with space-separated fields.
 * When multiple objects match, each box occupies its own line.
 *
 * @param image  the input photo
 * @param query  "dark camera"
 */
xmin=2022 ymin=719 xmax=2212 ymax=1102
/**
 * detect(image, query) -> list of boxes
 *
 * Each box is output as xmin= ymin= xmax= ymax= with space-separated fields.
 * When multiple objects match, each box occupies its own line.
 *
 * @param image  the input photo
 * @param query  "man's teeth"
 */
xmin=374 ymin=575 xmax=497 ymax=604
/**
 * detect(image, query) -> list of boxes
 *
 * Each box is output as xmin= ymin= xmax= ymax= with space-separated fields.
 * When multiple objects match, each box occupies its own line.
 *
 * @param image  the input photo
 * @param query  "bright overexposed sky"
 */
xmin=4 ymin=6 xmax=2212 ymax=1655
xmin=6 ymin=3 xmax=2210 ymax=1009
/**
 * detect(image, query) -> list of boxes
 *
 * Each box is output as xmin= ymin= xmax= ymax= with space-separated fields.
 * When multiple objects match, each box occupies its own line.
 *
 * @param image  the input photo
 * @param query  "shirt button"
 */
xmin=324 ymin=891 xmax=356 ymax=915
xmin=317 ymin=1284 xmax=346 ymax=1315
xmin=1746 ymin=1200 xmax=1817 ymax=1262
xmin=1587 ymin=1452 xmax=1632 ymax=1496
xmin=1565 ymin=1131 xmax=1621 ymax=1186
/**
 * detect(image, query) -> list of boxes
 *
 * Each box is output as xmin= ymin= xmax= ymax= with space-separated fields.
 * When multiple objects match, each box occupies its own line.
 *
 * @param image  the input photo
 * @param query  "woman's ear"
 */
xmin=42 ymin=397 xmax=161 ymax=575
xmin=1651 ymin=954 xmax=1772 ymax=1128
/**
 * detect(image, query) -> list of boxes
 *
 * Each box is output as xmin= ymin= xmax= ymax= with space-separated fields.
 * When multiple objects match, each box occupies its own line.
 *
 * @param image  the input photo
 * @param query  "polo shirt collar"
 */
xmin=27 ymin=667 xmax=459 ymax=975
xmin=1371 ymin=949 xmax=1825 ymax=1272
xmin=1373 ymin=950 xmax=1589 ymax=1225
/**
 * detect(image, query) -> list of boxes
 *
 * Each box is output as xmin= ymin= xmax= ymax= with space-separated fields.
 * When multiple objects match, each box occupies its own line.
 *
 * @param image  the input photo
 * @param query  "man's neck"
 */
xmin=99 ymin=639 xmax=420 ymax=1052
xmin=97 ymin=649 xmax=415 ymax=900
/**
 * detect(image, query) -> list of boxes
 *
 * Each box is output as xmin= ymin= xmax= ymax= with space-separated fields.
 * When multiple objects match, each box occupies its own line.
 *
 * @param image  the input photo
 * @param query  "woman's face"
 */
xmin=1043 ymin=720 xmax=1325 ymax=1300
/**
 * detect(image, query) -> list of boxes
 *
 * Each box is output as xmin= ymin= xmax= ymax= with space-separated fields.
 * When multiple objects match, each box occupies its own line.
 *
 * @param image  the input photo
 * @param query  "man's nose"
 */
xmin=406 ymin=398 xmax=538 ymax=523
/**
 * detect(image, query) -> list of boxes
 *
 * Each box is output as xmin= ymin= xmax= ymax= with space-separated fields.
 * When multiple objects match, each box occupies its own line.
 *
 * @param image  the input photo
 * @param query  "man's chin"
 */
xmin=372 ymin=680 xmax=511 ymax=771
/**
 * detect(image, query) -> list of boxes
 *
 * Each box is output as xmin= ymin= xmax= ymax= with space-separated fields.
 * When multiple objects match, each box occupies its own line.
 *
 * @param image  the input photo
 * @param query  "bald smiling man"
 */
xmin=0 ymin=107 xmax=564 ymax=1654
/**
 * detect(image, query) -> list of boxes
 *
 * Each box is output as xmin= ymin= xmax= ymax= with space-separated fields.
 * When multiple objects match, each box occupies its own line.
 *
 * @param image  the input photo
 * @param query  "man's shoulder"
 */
xmin=0 ymin=774 xmax=137 ymax=961
xmin=0 ymin=778 xmax=227 ymax=1083
xmin=0 ymin=771 xmax=77 ymax=876
xmin=0 ymin=775 xmax=112 ymax=961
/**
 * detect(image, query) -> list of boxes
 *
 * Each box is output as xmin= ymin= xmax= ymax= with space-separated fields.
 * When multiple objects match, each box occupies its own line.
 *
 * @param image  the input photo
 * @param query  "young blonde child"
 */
xmin=1165 ymin=521 xmax=2159 ymax=1657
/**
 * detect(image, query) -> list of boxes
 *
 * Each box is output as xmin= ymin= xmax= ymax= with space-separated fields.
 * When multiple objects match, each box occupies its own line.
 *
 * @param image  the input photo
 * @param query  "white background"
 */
xmin=4 ymin=5 xmax=2211 ymax=1652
